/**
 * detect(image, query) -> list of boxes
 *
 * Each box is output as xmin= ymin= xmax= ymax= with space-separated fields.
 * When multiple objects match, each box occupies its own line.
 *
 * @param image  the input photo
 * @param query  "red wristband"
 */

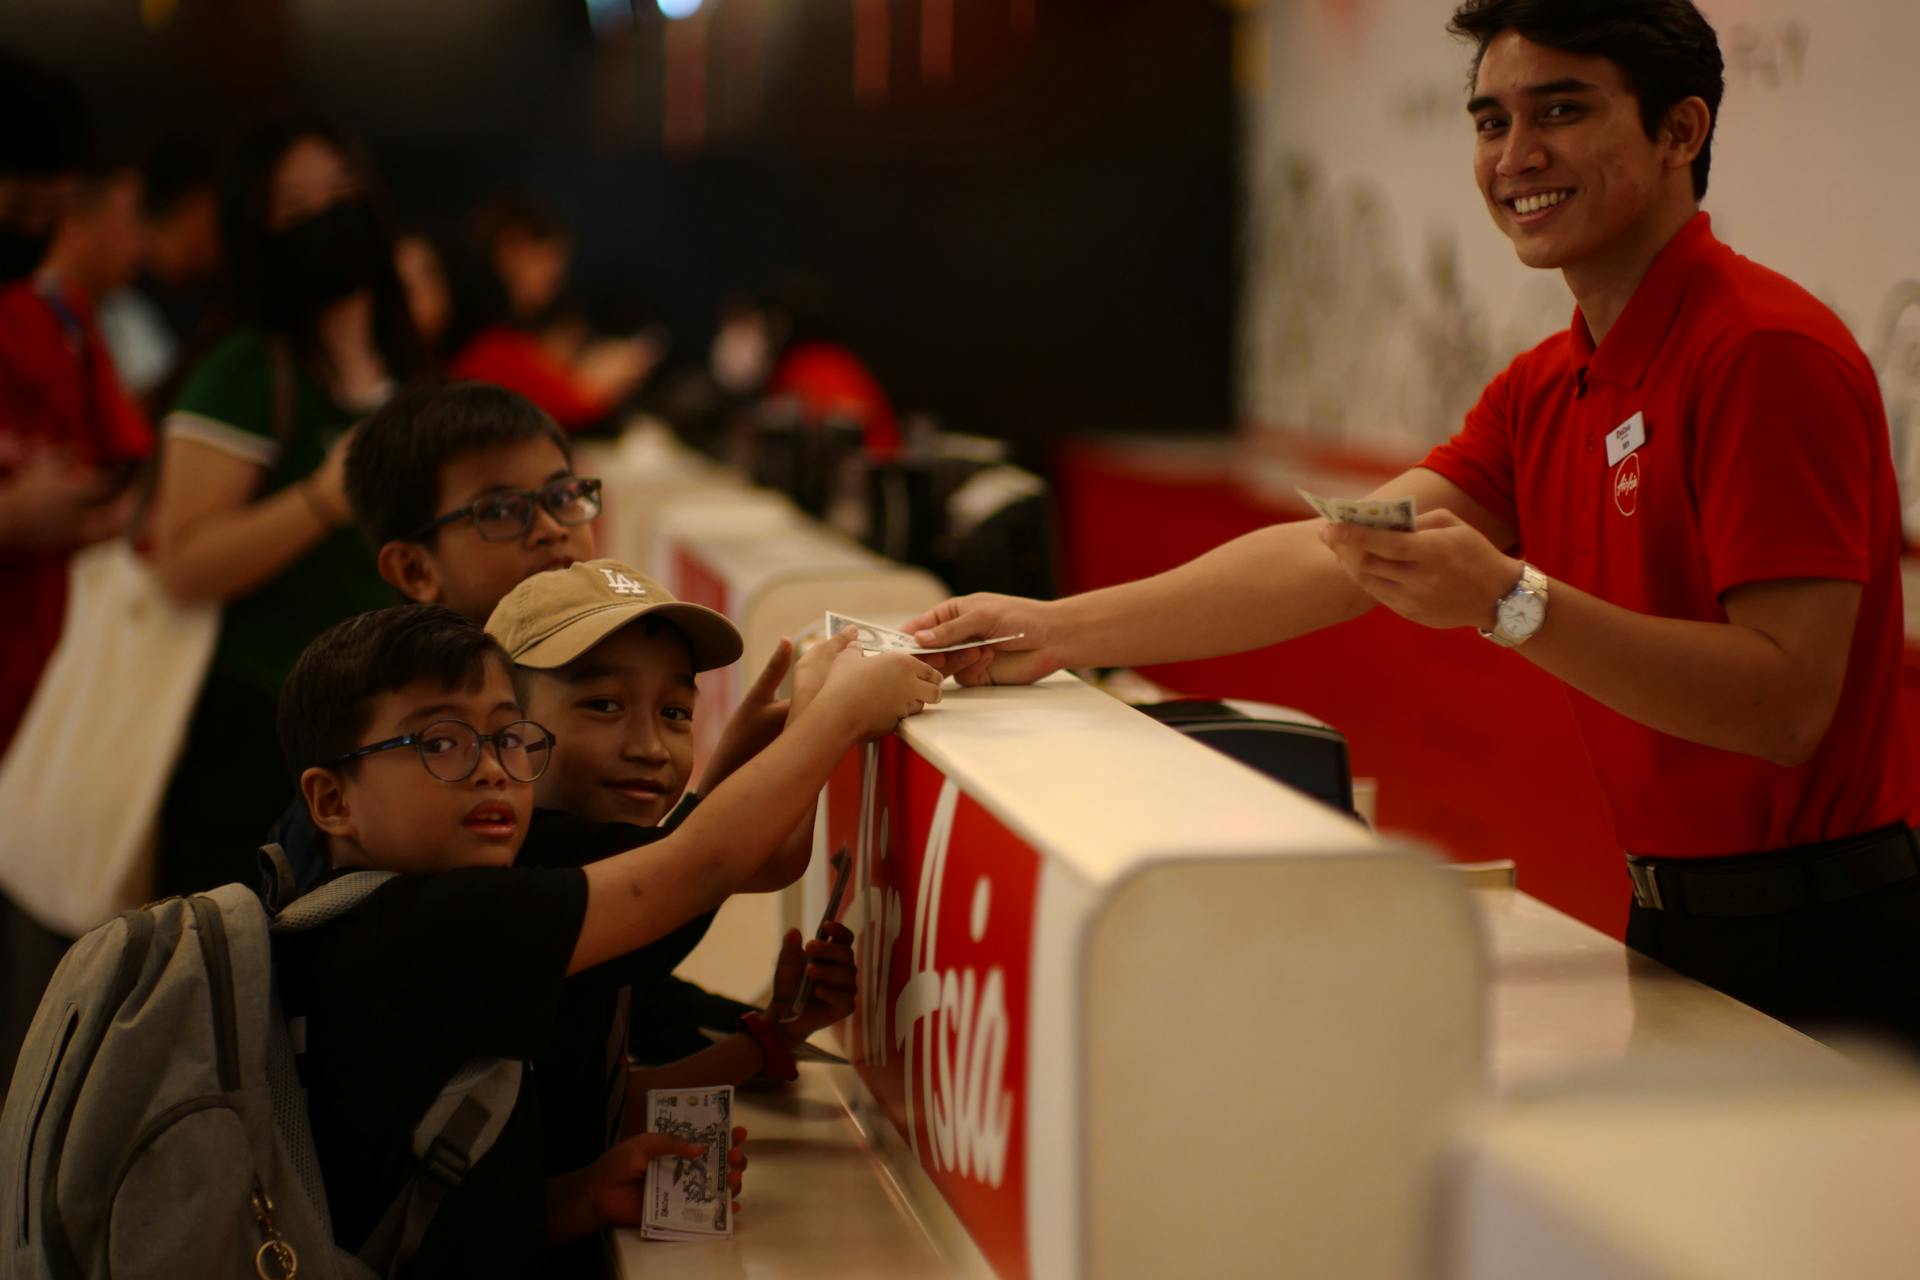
xmin=738 ymin=1009 xmax=798 ymax=1082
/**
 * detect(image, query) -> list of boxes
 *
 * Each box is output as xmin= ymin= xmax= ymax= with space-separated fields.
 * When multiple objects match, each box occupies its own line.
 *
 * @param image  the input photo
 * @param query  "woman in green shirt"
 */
xmin=151 ymin=117 xmax=426 ymax=894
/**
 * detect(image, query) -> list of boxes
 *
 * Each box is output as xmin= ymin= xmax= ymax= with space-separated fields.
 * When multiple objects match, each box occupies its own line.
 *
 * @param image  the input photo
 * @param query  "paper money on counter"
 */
xmin=641 ymin=1086 xmax=734 ymax=1241
xmin=1295 ymin=489 xmax=1418 ymax=532
xmin=825 ymin=611 xmax=1024 ymax=655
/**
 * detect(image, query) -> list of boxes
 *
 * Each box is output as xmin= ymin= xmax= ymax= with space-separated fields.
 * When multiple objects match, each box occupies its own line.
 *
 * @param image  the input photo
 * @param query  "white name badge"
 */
xmin=1605 ymin=411 xmax=1647 ymax=467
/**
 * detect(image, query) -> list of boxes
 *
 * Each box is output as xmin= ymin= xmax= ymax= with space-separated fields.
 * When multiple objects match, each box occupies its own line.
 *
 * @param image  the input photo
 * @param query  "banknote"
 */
xmin=642 ymin=1086 xmax=734 ymax=1241
xmin=825 ymin=611 xmax=1024 ymax=655
xmin=1294 ymin=488 xmax=1418 ymax=532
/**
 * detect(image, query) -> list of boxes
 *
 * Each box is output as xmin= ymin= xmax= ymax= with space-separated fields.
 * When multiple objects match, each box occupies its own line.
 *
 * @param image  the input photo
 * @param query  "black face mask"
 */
xmin=0 ymin=227 xmax=52 ymax=284
xmin=263 ymin=198 xmax=383 ymax=316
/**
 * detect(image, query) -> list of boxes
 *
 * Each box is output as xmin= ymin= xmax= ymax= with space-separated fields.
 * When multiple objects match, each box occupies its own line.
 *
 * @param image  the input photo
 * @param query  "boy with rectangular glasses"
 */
xmin=343 ymin=380 xmax=801 ymax=833
xmin=345 ymin=379 xmax=600 ymax=625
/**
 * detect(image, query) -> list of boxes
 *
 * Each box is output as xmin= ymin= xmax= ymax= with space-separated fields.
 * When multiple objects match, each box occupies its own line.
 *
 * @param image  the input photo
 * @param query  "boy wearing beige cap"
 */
xmin=486 ymin=557 xmax=824 ymax=885
xmin=487 ymin=559 xmax=905 ymax=1189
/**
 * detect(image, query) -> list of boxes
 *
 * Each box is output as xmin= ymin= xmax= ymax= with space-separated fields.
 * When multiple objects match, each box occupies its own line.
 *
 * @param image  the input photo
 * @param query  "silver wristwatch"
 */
xmin=1479 ymin=563 xmax=1549 ymax=648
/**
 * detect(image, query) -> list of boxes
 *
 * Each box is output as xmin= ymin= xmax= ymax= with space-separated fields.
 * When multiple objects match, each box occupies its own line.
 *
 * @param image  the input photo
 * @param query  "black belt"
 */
xmin=1626 ymin=824 xmax=1920 ymax=917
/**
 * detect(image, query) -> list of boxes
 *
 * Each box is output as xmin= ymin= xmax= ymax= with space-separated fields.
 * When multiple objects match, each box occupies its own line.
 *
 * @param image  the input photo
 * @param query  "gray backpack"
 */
xmin=0 ymin=862 xmax=521 ymax=1280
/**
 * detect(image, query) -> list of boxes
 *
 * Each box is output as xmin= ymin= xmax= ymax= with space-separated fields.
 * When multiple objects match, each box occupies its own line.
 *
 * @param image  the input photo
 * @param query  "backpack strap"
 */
xmin=357 ymin=1058 xmax=524 ymax=1277
xmin=258 ymin=843 xmax=299 ymax=914
xmin=269 ymin=868 xmax=398 ymax=1065
xmin=269 ymin=870 xmax=399 ymax=934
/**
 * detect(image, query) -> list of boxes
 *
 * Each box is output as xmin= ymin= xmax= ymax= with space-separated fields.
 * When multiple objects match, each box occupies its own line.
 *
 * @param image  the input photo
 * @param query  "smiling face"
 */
xmin=521 ymin=621 xmax=697 ymax=827
xmin=304 ymin=660 xmax=535 ymax=874
xmin=1469 ymin=32 xmax=1698 ymax=285
xmin=385 ymin=436 xmax=597 ymax=624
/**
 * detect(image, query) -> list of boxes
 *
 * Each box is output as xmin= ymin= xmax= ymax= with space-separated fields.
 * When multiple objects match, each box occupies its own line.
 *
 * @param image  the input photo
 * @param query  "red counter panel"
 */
xmin=825 ymin=740 xmax=1041 ymax=1279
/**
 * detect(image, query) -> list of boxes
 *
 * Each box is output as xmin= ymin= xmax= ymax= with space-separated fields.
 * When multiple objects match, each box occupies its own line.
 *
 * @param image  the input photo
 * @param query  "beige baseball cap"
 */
xmin=485 ymin=559 xmax=744 ymax=673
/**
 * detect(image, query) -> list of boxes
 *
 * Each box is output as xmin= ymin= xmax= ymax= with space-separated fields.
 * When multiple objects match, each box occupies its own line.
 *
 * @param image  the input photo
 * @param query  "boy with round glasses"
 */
xmin=345 ymin=380 xmax=599 ymax=623
xmin=273 ymin=601 xmax=938 ymax=1273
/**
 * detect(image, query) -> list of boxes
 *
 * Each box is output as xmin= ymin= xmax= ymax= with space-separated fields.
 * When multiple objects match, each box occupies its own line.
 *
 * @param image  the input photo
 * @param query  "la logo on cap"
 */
xmin=599 ymin=568 xmax=650 ymax=598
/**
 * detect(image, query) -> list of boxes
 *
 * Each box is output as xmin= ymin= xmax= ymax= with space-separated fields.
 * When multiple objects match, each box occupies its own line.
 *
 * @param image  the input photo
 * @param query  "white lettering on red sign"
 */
xmin=858 ymin=775 xmax=1016 ymax=1188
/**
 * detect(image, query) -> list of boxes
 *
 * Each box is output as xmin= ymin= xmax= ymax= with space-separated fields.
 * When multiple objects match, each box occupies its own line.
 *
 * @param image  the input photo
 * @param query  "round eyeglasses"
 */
xmin=330 ymin=719 xmax=556 ymax=783
xmin=409 ymin=476 xmax=604 ymax=543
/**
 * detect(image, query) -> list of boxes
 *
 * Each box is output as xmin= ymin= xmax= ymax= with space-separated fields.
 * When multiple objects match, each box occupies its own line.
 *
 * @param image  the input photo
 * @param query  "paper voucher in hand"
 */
xmin=824 ymin=611 xmax=1024 ymax=656
xmin=642 ymin=1086 xmax=734 ymax=1241
xmin=1294 ymin=489 xmax=1418 ymax=532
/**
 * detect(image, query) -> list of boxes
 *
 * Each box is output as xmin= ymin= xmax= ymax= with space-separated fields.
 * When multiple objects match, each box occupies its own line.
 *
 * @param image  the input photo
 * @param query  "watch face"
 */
xmin=1501 ymin=591 xmax=1545 ymax=637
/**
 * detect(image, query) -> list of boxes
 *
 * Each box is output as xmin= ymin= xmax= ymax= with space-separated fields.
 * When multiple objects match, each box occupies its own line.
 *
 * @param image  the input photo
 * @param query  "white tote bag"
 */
xmin=0 ymin=538 xmax=218 ymax=935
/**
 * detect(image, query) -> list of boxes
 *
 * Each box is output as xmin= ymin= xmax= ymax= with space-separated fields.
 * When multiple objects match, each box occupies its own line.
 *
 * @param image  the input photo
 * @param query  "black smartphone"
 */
xmin=786 ymin=845 xmax=854 ymax=1021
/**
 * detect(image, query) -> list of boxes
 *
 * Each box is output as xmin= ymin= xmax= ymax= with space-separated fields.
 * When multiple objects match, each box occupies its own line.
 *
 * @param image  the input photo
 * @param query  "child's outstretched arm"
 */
xmin=731 ymin=629 xmax=860 ymax=892
xmin=567 ymin=646 xmax=940 ymax=975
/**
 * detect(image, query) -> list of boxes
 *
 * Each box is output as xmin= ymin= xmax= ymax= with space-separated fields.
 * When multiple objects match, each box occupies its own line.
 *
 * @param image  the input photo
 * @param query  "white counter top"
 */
xmin=900 ymin=672 xmax=1378 ymax=885
xmin=1471 ymin=885 xmax=1824 ymax=1092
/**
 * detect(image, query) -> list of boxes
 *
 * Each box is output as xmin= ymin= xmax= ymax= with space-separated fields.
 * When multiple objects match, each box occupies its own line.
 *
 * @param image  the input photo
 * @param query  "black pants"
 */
xmin=158 ymin=669 xmax=295 ymax=898
xmin=1627 ymin=872 xmax=1920 ymax=1054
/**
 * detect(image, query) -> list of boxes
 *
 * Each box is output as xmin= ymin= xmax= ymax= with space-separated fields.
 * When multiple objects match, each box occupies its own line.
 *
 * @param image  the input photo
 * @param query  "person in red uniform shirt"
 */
xmin=448 ymin=199 xmax=660 ymax=431
xmin=0 ymin=159 xmax=154 ymax=756
xmin=901 ymin=0 xmax=1920 ymax=1049
xmin=0 ymin=70 xmax=154 ymax=1099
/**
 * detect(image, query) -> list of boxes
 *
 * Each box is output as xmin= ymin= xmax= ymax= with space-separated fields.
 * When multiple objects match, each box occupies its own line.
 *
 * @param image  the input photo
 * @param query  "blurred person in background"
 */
xmin=759 ymin=275 xmax=900 ymax=459
xmin=394 ymin=226 xmax=454 ymax=361
xmin=150 ymin=115 xmax=427 ymax=897
xmin=97 ymin=138 xmax=223 ymax=406
xmin=448 ymin=196 xmax=661 ymax=430
xmin=0 ymin=102 xmax=153 ymax=760
xmin=658 ymin=277 xmax=902 ymax=462
xmin=0 ymin=59 xmax=154 ymax=1094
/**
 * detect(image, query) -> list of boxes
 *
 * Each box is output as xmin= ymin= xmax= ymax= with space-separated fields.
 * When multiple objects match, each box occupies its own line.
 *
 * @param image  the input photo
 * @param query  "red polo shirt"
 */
xmin=0 ymin=277 xmax=153 ymax=757
xmin=1422 ymin=213 xmax=1917 ymax=858
xmin=449 ymin=327 xmax=612 ymax=431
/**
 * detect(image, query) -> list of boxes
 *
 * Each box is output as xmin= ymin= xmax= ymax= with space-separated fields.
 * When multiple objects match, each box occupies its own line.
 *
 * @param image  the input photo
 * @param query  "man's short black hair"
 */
xmin=1449 ymin=0 xmax=1725 ymax=200
xmin=277 ymin=603 xmax=510 ymax=782
xmin=344 ymin=381 xmax=571 ymax=548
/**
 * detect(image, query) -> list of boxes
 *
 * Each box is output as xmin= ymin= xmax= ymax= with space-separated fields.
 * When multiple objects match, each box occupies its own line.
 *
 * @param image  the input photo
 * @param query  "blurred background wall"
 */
xmin=1243 ymin=0 xmax=1920 ymax=477
xmin=0 ymin=0 xmax=1238 ymax=465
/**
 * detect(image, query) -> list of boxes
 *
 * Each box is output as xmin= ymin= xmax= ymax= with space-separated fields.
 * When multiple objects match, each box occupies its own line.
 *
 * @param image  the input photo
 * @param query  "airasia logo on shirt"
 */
xmin=1613 ymin=452 xmax=1642 ymax=517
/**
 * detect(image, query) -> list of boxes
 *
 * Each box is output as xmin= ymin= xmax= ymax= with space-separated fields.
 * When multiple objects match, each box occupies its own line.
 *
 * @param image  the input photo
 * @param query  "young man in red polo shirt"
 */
xmin=903 ymin=0 xmax=1920 ymax=1048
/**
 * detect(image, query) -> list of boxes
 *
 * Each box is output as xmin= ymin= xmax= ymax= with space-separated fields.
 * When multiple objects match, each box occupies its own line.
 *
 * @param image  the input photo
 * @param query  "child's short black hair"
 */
xmin=278 ymin=603 xmax=510 ymax=782
xmin=345 ymin=381 xmax=571 ymax=549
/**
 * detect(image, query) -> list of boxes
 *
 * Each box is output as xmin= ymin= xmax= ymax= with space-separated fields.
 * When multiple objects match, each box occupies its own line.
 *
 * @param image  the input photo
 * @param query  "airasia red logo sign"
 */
xmin=1613 ymin=452 xmax=1641 ymax=517
xmin=831 ymin=740 xmax=1038 ymax=1277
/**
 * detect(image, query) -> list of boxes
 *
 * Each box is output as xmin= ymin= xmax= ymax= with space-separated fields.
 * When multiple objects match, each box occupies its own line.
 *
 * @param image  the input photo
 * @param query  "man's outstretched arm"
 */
xmin=905 ymin=468 xmax=1514 ymax=685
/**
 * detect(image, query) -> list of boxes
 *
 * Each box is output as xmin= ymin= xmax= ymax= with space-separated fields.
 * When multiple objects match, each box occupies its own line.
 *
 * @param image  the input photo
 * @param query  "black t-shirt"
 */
xmin=517 ymin=806 xmax=716 ymax=1176
xmin=276 ymin=865 xmax=587 ymax=1279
